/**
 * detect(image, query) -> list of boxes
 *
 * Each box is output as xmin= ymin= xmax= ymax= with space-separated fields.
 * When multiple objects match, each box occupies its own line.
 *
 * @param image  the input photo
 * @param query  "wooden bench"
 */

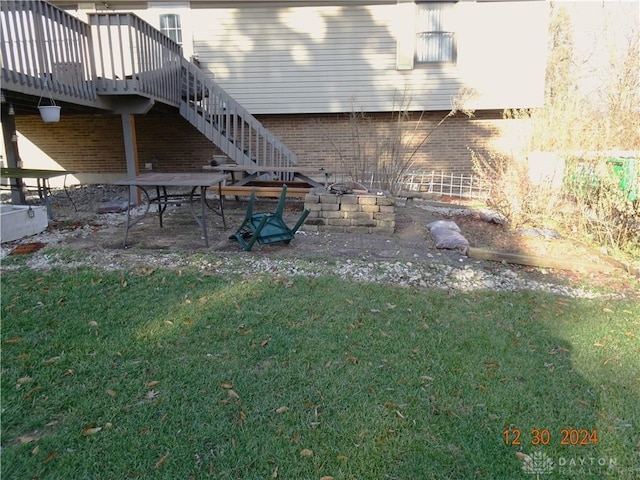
xmin=220 ymin=185 xmax=311 ymax=198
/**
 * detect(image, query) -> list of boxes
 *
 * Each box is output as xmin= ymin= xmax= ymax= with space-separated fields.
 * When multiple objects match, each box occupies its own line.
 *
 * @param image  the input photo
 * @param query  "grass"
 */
xmin=1 ymin=267 xmax=639 ymax=479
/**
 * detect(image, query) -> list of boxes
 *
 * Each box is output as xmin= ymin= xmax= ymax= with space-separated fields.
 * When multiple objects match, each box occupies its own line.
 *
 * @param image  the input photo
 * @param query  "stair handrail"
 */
xmin=180 ymin=59 xmax=298 ymax=168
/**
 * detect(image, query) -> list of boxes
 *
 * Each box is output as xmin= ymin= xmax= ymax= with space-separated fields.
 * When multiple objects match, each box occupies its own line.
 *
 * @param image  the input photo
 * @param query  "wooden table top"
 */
xmin=209 ymin=165 xmax=342 ymax=174
xmin=1 ymin=168 xmax=77 ymax=180
xmin=114 ymin=172 xmax=228 ymax=188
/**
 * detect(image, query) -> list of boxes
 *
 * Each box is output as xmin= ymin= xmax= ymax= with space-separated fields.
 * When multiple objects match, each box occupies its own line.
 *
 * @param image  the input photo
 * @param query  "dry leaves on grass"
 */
xmin=42 ymin=356 xmax=61 ymax=365
xmin=42 ymin=450 xmax=57 ymax=463
xmin=155 ymin=451 xmax=169 ymax=468
xmin=81 ymin=424 xmax=102 ymax=436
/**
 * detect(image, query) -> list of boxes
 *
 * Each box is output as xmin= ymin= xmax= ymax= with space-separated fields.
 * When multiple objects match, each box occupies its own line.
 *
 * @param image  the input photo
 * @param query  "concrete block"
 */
xmin=353 ymin=219 xmax=377 ymax=227
xmin=328 ymin=218 xmax=352 ymax=226
xmin=374 ymin=212 xmax=396 ymax=221
xmin=376 ymin=197 xmax=395 ymax=206
xmin=344 ymin=212 xmax=373 ymax=221
xmin=357 ymin=196 xmax=378 ymax=205
xmin=319 ymin=195 xmax=339 ymax=204
xmin=361 ymin=205 xmax=380 ymax=213
xmin=339 ymin=203 xmax=360 ymax=212
xmin=338 ymin=195 xmax=358 ymax=204
xmin=304 ymin=218 xmax=326 ymax=226
xmin=0 ymin=205 xmax=48 ymax=243
xmin=321 ymin=203 xmax=340 ymax=211
xmin=376 ymin=220 xmax=396 ymax=229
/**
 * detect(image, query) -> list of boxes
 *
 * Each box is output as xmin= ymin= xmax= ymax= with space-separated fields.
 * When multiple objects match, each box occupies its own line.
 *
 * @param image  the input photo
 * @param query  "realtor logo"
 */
xmin=518 ymin=451 xmax=555 ymax=478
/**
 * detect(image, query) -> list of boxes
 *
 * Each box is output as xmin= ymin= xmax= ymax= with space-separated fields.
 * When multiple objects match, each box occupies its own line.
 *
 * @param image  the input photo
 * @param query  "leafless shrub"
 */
xmin=477 ymin=4 xmax=640 ymax=260
xmin=470 ymin=150 xmax=563 ymax=230
xmin=321 ymin=89 xmax=476 ymax=196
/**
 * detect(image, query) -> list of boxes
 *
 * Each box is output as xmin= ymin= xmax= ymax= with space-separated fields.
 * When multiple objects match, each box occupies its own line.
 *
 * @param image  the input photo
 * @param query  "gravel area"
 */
xmin=1 ymin=184 xmax=637 ymax=299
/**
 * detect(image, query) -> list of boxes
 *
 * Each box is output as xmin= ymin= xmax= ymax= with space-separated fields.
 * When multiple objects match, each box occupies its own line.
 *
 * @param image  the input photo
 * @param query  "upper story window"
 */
xmin=415 ymin=3 xmax=456 ymax=64
xmin=160 ymin=13 xmax=182 ymax=44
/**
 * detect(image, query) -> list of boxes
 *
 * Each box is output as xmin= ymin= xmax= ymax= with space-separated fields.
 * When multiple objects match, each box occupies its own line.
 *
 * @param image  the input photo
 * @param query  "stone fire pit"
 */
xmin=302 ymin=184 xmax=395 ymax=234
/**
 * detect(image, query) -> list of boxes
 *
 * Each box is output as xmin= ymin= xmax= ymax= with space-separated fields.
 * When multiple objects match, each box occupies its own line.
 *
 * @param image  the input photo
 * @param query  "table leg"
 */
xmin=230 ymin=172 xmax=239 ymax=201
xmin=156 ymin=185 xmax=169 ymax=228
xmin=203 ymin=184 xmax=227 ymax=231
xmin=122 ymin=186 xmax=151 ymax=248
xmin=201 ymin=186 xmax=209 ymax=247
xmin=123 ymin=193 xmax=132 ymax=248
xmin=218 ymin=183 xmax=226 ymax=230
xmin=62 ymin=174 xmax=77 ymax=212
xmin=188 ymin=186 xmax=209 ymax=247
xmin=38 ymin=178 xmax=54 ymax=219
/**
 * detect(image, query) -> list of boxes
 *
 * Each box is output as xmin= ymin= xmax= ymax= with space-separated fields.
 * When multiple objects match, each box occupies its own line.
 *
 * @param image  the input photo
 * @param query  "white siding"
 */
xmin=109 ymin=1 xmax=550 ymax=114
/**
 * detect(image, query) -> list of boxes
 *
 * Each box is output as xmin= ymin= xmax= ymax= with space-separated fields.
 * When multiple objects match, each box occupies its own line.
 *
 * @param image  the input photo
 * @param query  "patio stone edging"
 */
xmin=302 ymin=188 xmax=396 ymax=234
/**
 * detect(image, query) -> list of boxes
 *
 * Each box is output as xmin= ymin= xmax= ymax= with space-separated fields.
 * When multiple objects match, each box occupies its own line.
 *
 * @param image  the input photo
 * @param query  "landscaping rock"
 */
xmin=429 ymin=227 xmax=469 ymax=252
xmin=479 ymin=209 xmax=508 ymax=224
xmin=97 ymin=200 xmax=129 ymax=214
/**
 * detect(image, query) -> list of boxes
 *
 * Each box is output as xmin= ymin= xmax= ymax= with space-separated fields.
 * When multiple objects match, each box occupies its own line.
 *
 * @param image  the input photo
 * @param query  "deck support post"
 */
xmin=121 ymin=113 xmax=141 ymax=205
xmin=1 ymin=103 xmax=26 ymax=204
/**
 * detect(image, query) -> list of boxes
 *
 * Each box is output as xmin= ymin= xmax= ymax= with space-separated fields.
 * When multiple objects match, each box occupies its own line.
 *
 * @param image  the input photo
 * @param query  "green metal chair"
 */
xmin=229 ymin=185 xmax=310 ymax=251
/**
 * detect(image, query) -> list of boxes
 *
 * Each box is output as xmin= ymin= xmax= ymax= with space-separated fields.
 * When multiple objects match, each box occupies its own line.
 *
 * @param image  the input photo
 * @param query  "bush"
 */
xmin=470 ymin=150 xmax=563 ymax=230
xmin=563 ymin=156 xmax=640 ymax=254
xmin=472 ymin=151 xmax=640 ymax=260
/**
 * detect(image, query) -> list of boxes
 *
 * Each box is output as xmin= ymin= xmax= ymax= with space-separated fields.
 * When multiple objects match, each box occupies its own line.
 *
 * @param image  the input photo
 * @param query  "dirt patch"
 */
xmin=8 ymin=242 xmax=47 ymax=255
xmin=1 ymin=185 xmax=637 ymax=295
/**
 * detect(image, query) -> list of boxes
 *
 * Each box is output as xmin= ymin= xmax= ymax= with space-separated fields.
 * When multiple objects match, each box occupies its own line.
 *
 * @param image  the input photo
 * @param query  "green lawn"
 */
xmin=1 ymin=266 xmax=638 ymax=479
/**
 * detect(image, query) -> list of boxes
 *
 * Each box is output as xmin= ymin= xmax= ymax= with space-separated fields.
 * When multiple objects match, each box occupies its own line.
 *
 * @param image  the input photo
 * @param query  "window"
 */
xmin=415 ymin=3 xmax=456 ymax=64
xmin=160 ymin=13 xmax=182 ymax=44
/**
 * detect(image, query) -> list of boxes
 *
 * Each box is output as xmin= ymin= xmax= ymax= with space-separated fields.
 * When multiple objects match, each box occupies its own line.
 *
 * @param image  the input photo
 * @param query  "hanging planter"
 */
xmin=38 ymin=90 xmax=61 ymax=123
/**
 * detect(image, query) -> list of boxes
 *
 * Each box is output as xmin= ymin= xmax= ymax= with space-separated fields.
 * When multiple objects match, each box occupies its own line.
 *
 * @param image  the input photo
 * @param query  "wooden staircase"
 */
xmin=179 ymin=59 xmax=298 ymax=173
xmin=0 ymin=1 xmax=298 ymax=175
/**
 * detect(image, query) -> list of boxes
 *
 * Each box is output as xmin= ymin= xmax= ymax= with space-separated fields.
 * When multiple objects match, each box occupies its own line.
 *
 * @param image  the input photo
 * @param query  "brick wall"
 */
xmin=15 ymin=109 xmax=530 ymax=180
xmin=15 ymin=112 xmax=225 ymax=176
xmin=259 ymin=110 xmax=531 ymax=174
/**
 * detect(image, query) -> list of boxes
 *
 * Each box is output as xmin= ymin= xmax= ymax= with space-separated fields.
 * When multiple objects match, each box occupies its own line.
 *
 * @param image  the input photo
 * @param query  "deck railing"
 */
xmin=87 ymin=12 xmax=182 ymax=106
xmin=0 ymin=0 xmax=98 ymax=105
xmin=1 ymin=1 xmax=298 ymax=169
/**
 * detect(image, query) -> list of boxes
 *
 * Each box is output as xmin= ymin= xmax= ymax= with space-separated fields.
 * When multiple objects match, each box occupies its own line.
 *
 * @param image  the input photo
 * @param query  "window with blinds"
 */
xmin=160 ymin=13 xmax=182 ymax=45
xmin=415 ymin=3 xmax=456 ymax=64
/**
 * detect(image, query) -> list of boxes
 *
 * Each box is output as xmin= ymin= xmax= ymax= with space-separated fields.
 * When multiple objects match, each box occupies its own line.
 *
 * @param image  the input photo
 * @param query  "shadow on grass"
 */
xmin=1 ymin=268 xmax=638 ymax=479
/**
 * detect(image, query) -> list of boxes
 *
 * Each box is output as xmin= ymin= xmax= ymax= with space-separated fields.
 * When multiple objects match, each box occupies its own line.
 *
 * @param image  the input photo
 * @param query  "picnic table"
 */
xmin=114 ymin=172 xmax=228 ymax=248
xmin=206 ymin=164 xmax=345 ymax=198
xmin=0 ymin=167 xmax=77 ymax=219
